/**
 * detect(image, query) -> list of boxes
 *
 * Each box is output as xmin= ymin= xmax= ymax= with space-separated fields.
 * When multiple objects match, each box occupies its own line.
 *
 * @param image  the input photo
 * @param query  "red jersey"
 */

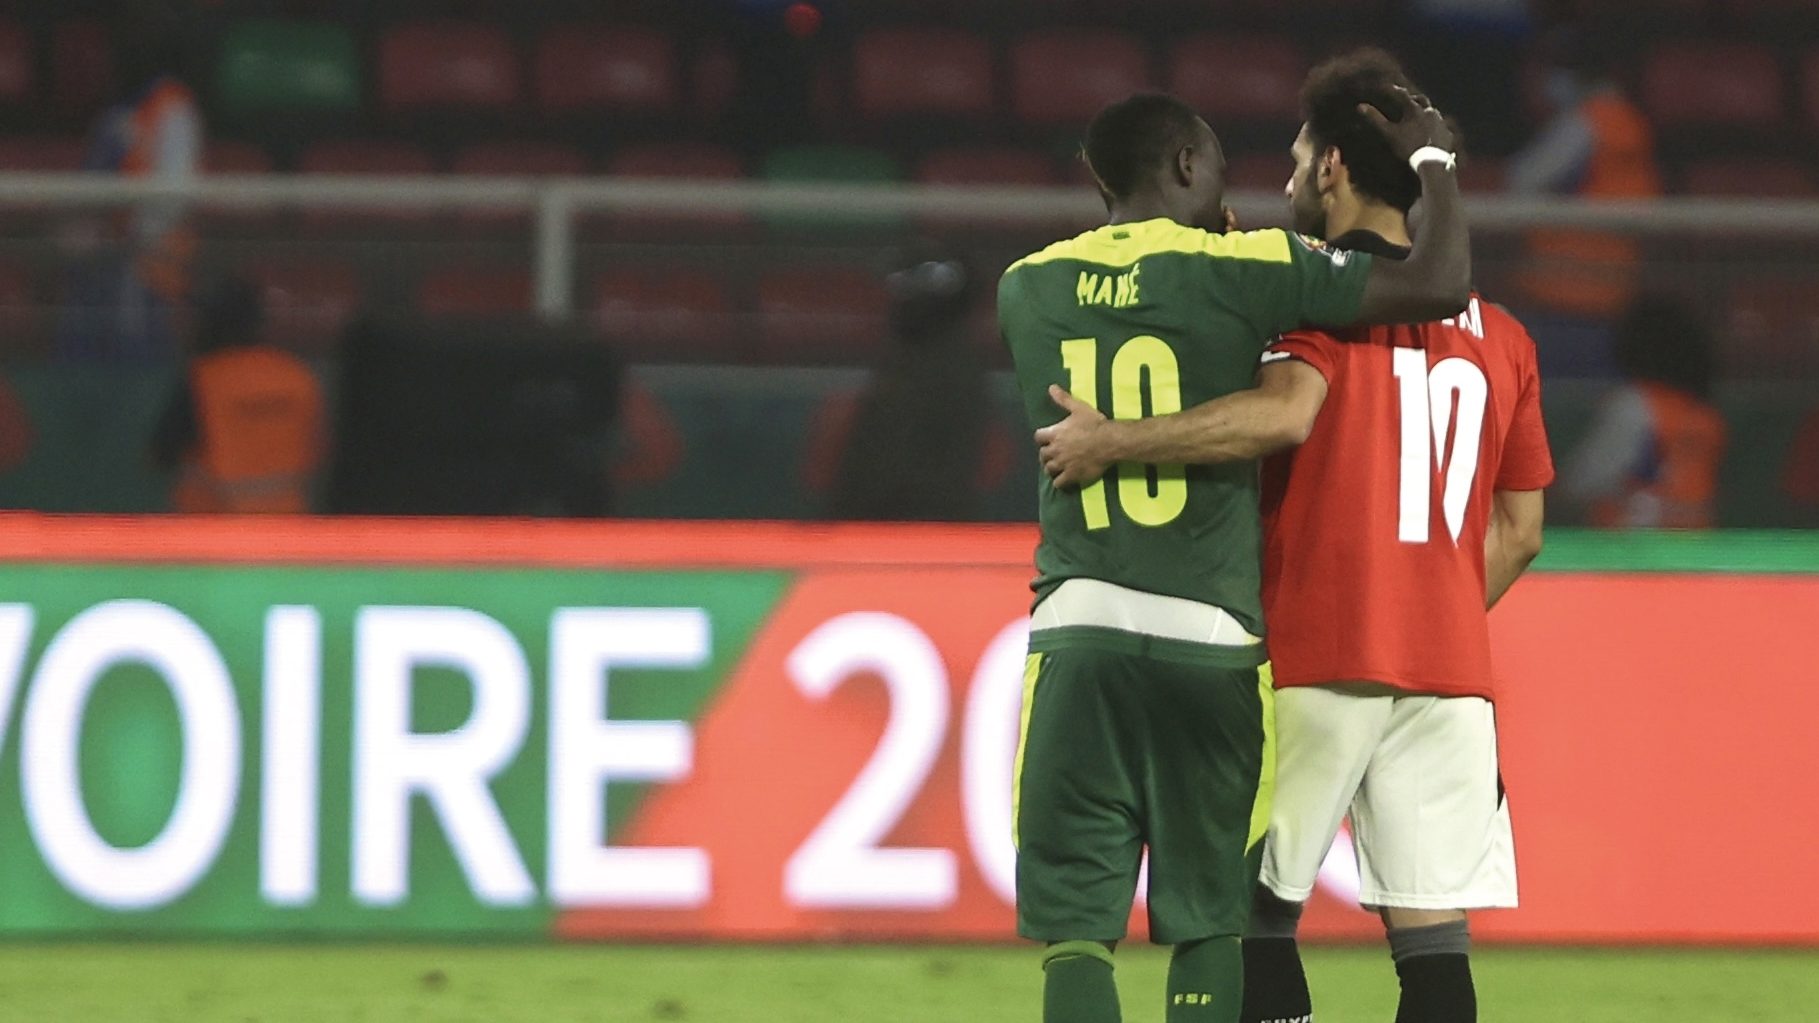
xmin=1260 ymin=287 xmax=1555 ymax=700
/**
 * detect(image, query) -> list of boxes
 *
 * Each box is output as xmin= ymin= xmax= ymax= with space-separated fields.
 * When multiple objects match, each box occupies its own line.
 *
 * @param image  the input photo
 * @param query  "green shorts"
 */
xmin=1014 ymin=629 xmax=1275 ymax=946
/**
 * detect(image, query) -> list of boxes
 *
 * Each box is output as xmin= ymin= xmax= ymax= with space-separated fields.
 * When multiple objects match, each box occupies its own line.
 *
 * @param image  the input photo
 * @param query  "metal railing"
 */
xmin=3 ymin=173 xmax=1817 ymax=319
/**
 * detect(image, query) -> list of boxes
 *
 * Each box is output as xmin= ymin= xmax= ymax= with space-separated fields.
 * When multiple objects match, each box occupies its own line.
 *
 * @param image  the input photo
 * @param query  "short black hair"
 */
xmin=1615 ymin=294 xmax=1717 ymax=399
xmin=1300 ymin=49 xmax=1424 ymax=214
xmin=1083 ymin=93 xmax=1205 ymax=202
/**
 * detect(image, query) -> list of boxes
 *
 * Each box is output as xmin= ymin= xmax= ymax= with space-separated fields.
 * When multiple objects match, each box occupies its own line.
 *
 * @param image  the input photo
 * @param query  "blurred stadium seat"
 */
xmin=450 ymin=141 xmax=588 ymax=176
xmin=606 ymin=141 xmax=744 ymax=179
xmin=204 ymin=141 xmax=275 ymax=174
xmin=379 ymin=21 xmax=520 ymax=113
xmin=296 ymin=139 xmax=438 ymax=229
xmin=1804 ymin=47 xmax=1819 ymax=130
xmin=852 ymin=28 xmax=996 ymax=120
xmin=915 ymin=146 xmax=1060 ymax=186
xmin=418 ymin=267 xmax=532 ymax=317
xmin=0 ymin=137 xmax=87 ymax=171
xmin=214 ymin=21 xmax=361 ymax=119
xmin=0 ymin=260 xmax=42 ymax=357
xmin=0 ymin=19 xmax=32 ymax=106
xmin=534 ymin=26 xmax=679 ymax=115
xmin=1458 ymin=156 xmax=1507 ymax=194
xmin=201 ymin=141 xmax=279 ymax=231
xmin=1009 ymin=30 xmax=1151 ymax=125
xmin=1727 ymin=276 xmax=1819 ymax=368
xmin=594 ymin=268 xmax=736 ymax=360
xmin=756 ymin=268 xmax=889 ymax=364
xmin=297 ymin=138 xmax=437 ymax=175
xmin=1678 ymin=158 xmax=1816 ymax=197
xmin=1222 ymin=152 xmax=1290 ymax=192
xmin=1642 ymin=42 xmax=1784 ymax=130
xmin=50 ymin=20 xmax=111 ymax=113
xmin=1168 ymin=35 xmax=1303 ymax=127
xmin=246 ymin=261 xmax=364 ymax=355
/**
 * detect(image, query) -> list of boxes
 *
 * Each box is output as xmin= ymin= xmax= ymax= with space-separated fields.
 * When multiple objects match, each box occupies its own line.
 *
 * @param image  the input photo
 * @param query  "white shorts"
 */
xmin=1258 ymin=684 xmax=1517 ymax=911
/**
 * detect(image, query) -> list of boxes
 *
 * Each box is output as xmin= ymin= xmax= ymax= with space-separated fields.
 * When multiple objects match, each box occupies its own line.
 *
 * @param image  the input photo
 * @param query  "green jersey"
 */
xmin=999 ymin=219 xmax=1374 ymax=634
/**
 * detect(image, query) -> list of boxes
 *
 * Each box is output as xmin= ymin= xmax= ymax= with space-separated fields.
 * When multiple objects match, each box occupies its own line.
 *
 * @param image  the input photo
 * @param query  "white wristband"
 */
xmin=1409 ymin=146 xmax=1456 ymax=172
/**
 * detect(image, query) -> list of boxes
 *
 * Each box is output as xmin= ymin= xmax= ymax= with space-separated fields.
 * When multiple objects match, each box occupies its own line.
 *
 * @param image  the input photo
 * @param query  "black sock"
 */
xmin=1393 ymin=953 xmax=1475 ymax=1023
xmin=1240 ymin=937 xmax=1312 ymax=1023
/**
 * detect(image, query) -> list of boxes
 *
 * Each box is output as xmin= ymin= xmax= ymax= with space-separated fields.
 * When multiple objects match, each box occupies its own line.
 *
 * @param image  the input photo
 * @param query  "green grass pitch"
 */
xmin=0 ymin=942 xmax=1813 ymax=1021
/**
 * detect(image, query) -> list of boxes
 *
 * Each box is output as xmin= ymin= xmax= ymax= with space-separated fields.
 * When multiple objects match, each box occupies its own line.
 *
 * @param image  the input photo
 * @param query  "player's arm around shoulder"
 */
xmin=1034 ymin=358 xmax=1330 ymax=488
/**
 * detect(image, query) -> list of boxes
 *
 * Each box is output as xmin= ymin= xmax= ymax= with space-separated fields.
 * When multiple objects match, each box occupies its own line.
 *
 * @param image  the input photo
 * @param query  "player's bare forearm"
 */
xmin=1035 ymin=364 xmax=1325 ymax=487
xmin=1355 ymin=164 xmax=1471 ymax=324
xmin=1486 ymin=489 xmax=1546 ymax=609
xmin=1105 ymin=391 xmax=1308 ymax=465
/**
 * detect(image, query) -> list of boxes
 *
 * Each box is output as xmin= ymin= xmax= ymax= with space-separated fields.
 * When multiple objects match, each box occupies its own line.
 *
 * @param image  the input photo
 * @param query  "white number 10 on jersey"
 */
xmin=1392 ymin=347 xmax=1488 ymax=545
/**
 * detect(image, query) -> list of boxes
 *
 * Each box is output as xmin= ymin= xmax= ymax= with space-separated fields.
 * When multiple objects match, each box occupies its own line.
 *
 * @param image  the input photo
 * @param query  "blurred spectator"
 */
xmin=152 ymin=277 xmax=324 ymax=514
xmin=805 ymin=242 xmax=1009 ymax=521
xmin=1508 ymin=28 xmax=1661 ymax=318
xmin=54 ymin=0 xmax=202 ymax=363
xmin=1558 ymin=295 xmax=1726 ymax=529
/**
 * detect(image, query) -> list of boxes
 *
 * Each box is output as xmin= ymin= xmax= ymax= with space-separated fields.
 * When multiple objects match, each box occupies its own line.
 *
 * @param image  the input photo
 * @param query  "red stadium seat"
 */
xmin=1222 ymin=152 xmax=1292 ymax=193
xmin=535 ymin=26 xmax=678 ymax=113
xmin=1458 ymin=156 xmax=1507 ymax=194
xmin=599 ymin=143 xmax=749 ymax=236
xmin=245 ymin=261 xmax=364 ymax=354
xmin=204 ymin=141 xmax=274 ymax=174
xmin=594 ymin=268 xmax=735 ymax=356
xmin=1727 ymin=276 xmax=1819 ymax=368
xmin=693 ymin=42 xmax=737 ymax=120
xmin=1678 ymin=158 xmax=1816 ymax=197
xmin=0 ymin=137 xmax=88 ymax=171
xmin=450 ymin=142 xmax=588 ymax=177
xmin=451 ymin=143 xmax=588 ymax=230
xmin=605 ymin=142 xmax=744 ymax=180
xmin=297 ymin=139 xmax=437 ymax=175
xmin=1169 ymin=35 xmax=1303 ymax=126
xmin=379 ymin=21 xmax=520 ymax=112
xmin=1010 ymin=30 xmax=1152 ymax=125
xmin=1804 ymin=48 xmax=1819 ymax=130
xmin=0 ymin=260 xmax=43 ymax=357
xmin=296 ymin=140 xmax=439 ymax=230
xmin=915 ymin=147 xmax=1060 ymax=186
xmin=418 ymin=267 xmax=531 ymax=317
xmin=852 ymin=28 xmax=995 ymax=120
xmin=51 ymin=20 xmax=112 ymax=113
xmin=1642 ymin=42 xmax=1784 ymax=129
xmin=0 ymin=20 xmax=32 ymax=105
xmin=756 ymin=268 xmax=889 ymax=363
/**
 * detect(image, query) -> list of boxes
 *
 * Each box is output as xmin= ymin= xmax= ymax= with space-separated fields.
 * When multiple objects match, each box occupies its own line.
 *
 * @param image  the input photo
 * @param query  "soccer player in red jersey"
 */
xmin=1034 ymin=51 xmax=1554 ymax=1023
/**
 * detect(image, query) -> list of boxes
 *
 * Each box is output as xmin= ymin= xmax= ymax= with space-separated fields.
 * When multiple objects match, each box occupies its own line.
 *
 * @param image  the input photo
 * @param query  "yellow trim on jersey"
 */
xmin=1006 ymin=220 xmax=1293 ymax=274
xmin=1011 ymin=652 xmax=1044 ymax=850
xmin=1247 ymin=662 xmax=1277 ymax=853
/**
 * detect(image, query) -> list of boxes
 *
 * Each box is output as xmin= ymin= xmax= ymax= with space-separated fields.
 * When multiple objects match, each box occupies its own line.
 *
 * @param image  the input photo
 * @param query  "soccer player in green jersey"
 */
xmin=998 ymin=90 xmax=1468 ymax=1023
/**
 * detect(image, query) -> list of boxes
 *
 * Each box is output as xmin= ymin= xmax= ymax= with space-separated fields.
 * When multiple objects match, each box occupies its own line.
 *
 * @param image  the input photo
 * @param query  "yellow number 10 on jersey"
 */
xmin=1059 ymin=336 xmax=1188 ymax=530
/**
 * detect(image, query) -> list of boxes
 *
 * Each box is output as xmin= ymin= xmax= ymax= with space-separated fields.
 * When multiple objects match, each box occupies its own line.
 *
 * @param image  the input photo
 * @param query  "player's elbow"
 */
xmin=1275 ymin=405 xmax=1318 ymax=449
xmin=1512 ymin=521 xmax=1545 ymax=566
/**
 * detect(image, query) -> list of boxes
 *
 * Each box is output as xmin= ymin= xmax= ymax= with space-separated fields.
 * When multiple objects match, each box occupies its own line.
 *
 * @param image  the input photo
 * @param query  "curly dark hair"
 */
xmin=1300 ymin=49 xmax=1425 ymax=215
xmin=1083 ymin=92 xmax=1205 ymax=202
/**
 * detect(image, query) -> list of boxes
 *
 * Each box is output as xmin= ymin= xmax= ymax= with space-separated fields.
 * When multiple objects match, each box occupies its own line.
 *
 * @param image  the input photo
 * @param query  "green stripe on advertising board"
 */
xmin=1535 ymin=530 xmax=1819 ymax=574
xmin=0 ymin=566 xmax=790 ymax=935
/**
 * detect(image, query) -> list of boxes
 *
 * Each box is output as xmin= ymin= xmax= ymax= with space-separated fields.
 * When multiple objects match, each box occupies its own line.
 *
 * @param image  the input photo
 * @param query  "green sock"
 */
xmin=1043 ymin=941 xmax=1121 ymax=1023
xmin=1167 ymin=936 xmax=1242 ymax=1023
